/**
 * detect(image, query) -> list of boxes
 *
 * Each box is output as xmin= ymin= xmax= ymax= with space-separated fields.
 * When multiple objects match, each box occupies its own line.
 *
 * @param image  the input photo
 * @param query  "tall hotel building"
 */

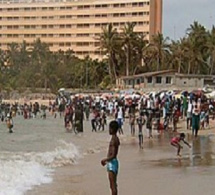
xmin=0 ymin=0 xmax=162 ymax=59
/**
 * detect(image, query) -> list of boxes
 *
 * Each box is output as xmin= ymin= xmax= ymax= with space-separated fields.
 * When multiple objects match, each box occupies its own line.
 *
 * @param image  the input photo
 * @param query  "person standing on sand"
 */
xmin=101 ymin=120 xmax=120 ymax=195
xmin=6 ymin=113 xmax=13 ymax=133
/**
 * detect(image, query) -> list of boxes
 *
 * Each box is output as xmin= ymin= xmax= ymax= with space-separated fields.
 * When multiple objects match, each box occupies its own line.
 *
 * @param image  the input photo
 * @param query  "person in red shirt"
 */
xmin=171 ymin=133 xmax=191 ymax=157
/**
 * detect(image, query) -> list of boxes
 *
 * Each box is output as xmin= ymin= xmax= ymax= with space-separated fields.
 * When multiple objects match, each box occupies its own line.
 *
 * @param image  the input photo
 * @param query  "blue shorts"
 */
xmin=117 ymin=118 xmax=123 ymax=128
xmin=107 ymin=158 xmax=119 ymax=175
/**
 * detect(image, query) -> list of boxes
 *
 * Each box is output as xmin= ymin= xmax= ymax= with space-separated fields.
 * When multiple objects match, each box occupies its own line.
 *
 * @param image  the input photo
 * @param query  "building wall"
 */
xmin=117 ymin=74 xmax=208 ymax=91
xmin=149 ymin=0 xmax=162 ymax=41
xmin=175 ymin=77 xmax=204 ymax=88
xmin=0 ymin=0 xmax=162 ymax=59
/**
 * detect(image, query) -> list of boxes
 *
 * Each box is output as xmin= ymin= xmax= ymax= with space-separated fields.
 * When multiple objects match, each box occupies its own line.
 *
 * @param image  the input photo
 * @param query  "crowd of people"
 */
xmin=1 ymin=90 xmax=215 ymax=148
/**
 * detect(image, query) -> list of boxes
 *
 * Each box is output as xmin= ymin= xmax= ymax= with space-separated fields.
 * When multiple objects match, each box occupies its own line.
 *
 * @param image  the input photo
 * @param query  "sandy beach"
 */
xmin=25 ymin=117 xmax=215 ymax=195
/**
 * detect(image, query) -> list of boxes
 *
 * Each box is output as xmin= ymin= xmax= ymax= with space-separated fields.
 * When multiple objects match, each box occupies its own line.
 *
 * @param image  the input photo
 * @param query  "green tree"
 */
xmin=148 ymin=33 xmax=169 ymax=71
xmin=99 ymin=23 xmax=119 ymax=82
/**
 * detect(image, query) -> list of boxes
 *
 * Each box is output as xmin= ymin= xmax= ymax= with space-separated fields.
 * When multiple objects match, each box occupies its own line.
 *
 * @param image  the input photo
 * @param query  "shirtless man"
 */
xmin=101 ymin=120 xmax=120 ymax=195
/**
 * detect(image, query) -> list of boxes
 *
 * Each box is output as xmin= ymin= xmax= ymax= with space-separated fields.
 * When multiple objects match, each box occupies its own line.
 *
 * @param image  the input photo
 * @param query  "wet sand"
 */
xmin=27 ymin=118 xmax=215 ymax=195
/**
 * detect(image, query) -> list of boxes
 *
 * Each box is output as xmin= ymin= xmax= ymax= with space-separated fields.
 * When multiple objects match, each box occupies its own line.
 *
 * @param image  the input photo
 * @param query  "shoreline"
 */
xmin=26 ymin=119 xmax=215 ymax=195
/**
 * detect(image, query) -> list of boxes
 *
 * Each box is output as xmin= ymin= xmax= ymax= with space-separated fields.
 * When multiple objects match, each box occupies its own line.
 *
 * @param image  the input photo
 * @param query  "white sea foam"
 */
xmin=0 ymin=160 xmax=52 ymax=195
xmin=32 ymin=141 xmax=81 ymax=167
xmin=0 ymin=141 xmax=80 ymax=195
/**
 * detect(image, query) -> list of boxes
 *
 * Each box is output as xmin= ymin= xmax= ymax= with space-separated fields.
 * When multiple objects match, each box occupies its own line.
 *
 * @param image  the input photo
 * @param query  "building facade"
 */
xmin=0 ymin=0 xmax=162 ymax=59
xmin=116 ymin=70 xmax=215 ymax=91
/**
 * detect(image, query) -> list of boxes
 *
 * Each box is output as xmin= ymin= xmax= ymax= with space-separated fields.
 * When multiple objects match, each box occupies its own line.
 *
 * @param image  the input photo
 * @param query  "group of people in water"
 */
xmin=1 ymin=90 xmax=215 ymax=195
xmin=1 ymin=91 xmax=214 ymax=151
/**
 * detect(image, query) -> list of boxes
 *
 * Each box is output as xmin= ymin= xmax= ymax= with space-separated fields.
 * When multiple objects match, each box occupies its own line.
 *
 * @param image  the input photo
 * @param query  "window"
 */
xmin=76 ymin=42 xmax=90 ymax=46
xmin=66 ymin=7 xmax=72 ymax=10
xmin=113 ymin=4 xmax=119 ymax=7
xmin=24 ymin=8 xmax=30 ymax=11
xmin=65 ymin=42 xmax=71 ymax=46
xmin=147 ymin=77 xmax=152 ymax=83
xmin=128 ymin=80 xmax=132 ymax=85
xmin=156 ymin=76 xmax=162 ymax=84
xmin=77 ymin=24 xmax=89 ymax=28
xmin=95 ymin=5 xmax=101 ymax=8
xmin=136 ymin=79 xmax=140 ymax=85
xmin=102 ymin=4 xmax=108 ymax=8
xmin=77 ymin=34 xmax=90 ymax=37
xmin=95 ymin=42 xmax=100 ymax=47
xmin=166 ymin=77 xmax=172 ymax=84
xmin=113 ymin=13 xmax=119 ymax=17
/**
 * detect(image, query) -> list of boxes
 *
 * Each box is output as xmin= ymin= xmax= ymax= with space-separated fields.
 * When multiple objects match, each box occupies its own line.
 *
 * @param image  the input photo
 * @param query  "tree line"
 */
xmin=0 ymin=21 xmax=214 ymax=93
xmin=100 ymin=21 xmax=215 ymax=82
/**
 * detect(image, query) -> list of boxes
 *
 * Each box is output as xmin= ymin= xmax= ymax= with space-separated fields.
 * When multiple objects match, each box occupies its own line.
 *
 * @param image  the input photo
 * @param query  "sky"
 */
xmin=163 ymin=0 xmax=215 ymax=40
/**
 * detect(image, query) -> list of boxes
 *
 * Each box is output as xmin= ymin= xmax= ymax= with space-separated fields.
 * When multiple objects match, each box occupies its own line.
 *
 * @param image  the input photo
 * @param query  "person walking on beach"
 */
xmin=137 ymin=114 xmax=145 ymax=149
xmin=146 ymin=111 xmax=153 ymax=138
xmin=101 ymin=120 xmax=120 ymax=195
xmin=192 ymin=105 xmax=200 ymax=137
xmin=6 ymin=113 xmax=14 ymax=133
xmin=115 ymin=105 xmax=124 ymax=135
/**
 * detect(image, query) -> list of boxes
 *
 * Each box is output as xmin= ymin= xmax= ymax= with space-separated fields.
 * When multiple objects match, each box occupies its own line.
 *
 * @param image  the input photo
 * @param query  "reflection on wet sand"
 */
xmin=143 ymin=135 xmax=215 ymax=168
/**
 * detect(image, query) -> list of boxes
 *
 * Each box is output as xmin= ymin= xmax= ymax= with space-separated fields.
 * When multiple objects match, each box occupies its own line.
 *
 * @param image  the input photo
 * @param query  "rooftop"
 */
xmin=0 ymin=0 xmax=144 ymax=4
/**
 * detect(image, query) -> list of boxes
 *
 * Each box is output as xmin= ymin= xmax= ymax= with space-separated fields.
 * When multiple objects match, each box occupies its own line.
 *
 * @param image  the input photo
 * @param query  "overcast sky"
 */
xmin=163 ymin=0 xmax=214 ymax=40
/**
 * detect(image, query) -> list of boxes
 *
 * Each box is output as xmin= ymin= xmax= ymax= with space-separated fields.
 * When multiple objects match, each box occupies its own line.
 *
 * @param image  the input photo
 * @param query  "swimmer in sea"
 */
xmin=171 ymin=133 xmax=191 ymax=157
xmin=101 ymin=120 xmax=120 ymax=195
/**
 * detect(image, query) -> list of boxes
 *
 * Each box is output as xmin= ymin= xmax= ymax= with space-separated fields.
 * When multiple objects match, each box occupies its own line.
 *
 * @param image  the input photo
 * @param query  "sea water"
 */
xmin=0 ymin=114 xmax=92 ymax=195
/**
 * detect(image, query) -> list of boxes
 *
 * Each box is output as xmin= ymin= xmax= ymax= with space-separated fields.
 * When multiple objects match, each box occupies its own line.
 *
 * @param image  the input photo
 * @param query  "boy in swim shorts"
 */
xmin=171 ymin=133 xmax=191 ymax=156
xmin=101 ymin=120 xmax=120 ymax=195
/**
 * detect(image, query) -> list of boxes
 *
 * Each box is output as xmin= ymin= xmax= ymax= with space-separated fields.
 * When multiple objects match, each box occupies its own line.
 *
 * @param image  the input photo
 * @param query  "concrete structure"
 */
xmin=0 ymin=0 xmax=162 ymax=59
xmin=116 ymin=70 xmax=215 ymax=91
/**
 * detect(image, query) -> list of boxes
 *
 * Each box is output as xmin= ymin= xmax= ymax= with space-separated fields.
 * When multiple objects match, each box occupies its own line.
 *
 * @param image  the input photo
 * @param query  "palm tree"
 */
xmin=132 ymin=33 xmax=148 ymax=74
xmin=148 ymin=33 xmax=169 ymax=71
xmin=186 ymin=21 xmax=208 ymax=74
xmin=31 ymin=38 xmax=51 ymax=91
xmin=170 ymin=38 xmax=189 ymax=73
xmin=206 ymin=26 xmax=215 ymax=75
xmin=121 ymin=22 xmax=137 ymax=76
xmin=99 ymin=23 xmax=119 ymax=82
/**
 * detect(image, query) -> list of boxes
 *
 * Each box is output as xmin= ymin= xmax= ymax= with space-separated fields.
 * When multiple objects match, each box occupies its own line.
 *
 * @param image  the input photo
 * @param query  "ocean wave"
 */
xmin=0 ymin=160 xmax=52 ymax=195
xmin=0 ymin=141 xmax=81 ymax=195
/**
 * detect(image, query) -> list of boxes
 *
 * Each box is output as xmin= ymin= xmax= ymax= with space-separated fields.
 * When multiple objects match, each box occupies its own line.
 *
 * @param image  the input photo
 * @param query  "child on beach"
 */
xmin=171 ymin=133 xmax=191 ymax=157
xmin=200 ymin=110 xmax=206 ymax=129
xmin=146 ymin=111 xmax=153 ymax=138
xmin=129 ymin=113 xmax=136 ymax=136
xmin=136 ymin=114 xmax=145 ymax=149
xmin=6 ymin=113 xmax=13 ymax=133
xmin=101 ymin=120 xmax=120 ymax=195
